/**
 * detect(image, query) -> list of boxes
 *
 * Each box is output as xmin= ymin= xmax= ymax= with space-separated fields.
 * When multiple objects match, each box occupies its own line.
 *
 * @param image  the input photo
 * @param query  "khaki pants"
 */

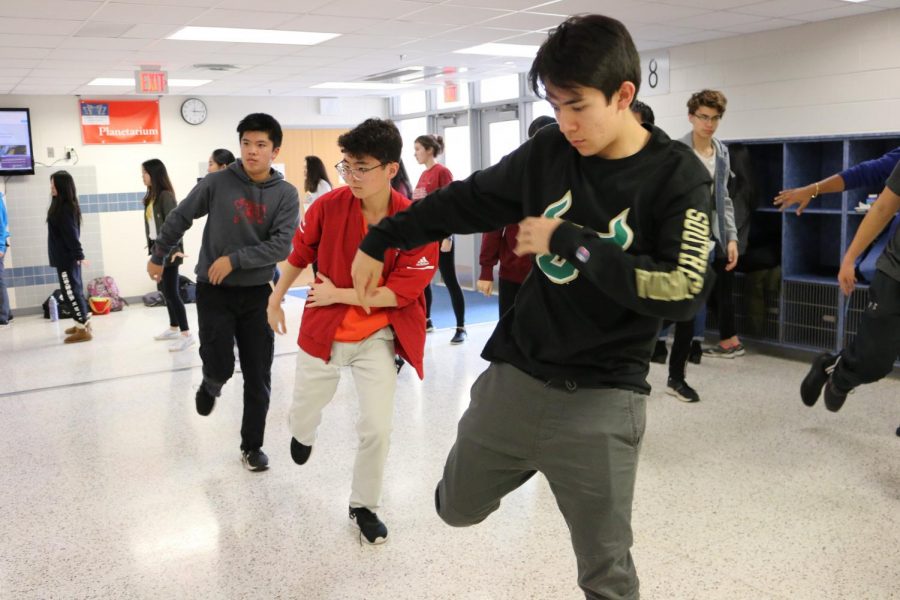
xmin=289 ymin=328 xmax=397 ymax=510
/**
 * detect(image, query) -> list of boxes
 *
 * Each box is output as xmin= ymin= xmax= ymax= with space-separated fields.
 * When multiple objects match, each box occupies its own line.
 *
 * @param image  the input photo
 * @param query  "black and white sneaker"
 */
xmin=241 ymin=448 xmax=269 ymax=472
xmin=450 ymin=328 xmax=467 ymax=345
xmin=425 ymin=319 xmax=434 ymax=333
xmin=666 ymin=377 xmax=700 ymax=403
xmin=823 ymin=377 xmax=851 ymax=413
xmin=349 ymin=506 xmax=388 ymax=545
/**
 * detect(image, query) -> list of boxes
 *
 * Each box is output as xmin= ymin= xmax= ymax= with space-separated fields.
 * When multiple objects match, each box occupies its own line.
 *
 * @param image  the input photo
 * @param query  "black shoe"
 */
xmin=394 ymin=355 xmax=405 ymax=374
xmin=450 ymin=328 xmax=467 ymax=345
xmin=241 ymin=448 xmax=269 ymax=472
xmin=800 ymin=353 xmax=837 ymax=407
xmin=349 ymin=506 xmax=388 ymax=545
xmin=823 ymin=378 xmax=850 ymax=413
xmin=650 ymin=340 xmax=668 ymax=364
xmin=666 ymin=377 xmax=700 ymax=403
xmin=290 ymin=437 xmax=312 ymax=465
xmin=195 ymin=383 xmax=217 ymax=416
xmin=688 ymin=340 xmax=702 ymax=364
xmin=425 ymin=319 xmax=434 ymax=333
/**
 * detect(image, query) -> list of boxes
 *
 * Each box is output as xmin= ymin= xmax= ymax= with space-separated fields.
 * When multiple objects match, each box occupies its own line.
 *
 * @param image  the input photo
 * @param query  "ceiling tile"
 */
xmin=91 ymin=2 xmax=207 ymax=24
xmin=734 ymin=0 xmax=844 ymax=19
xmin=482 ymin=12 xmax=567 ymax=31
xmin=121 ymin=24 xmax=183 ymax=39
xmin=446 ymin=0 xmax=561 ymax=8
xmin=277 ymin=15 xmax=379 ymax=34
xmin=310 ymin=0 xmax=430 ymax=20
xmin=0 ymin=0 xmax=101 ymax=19
xmin=669 ymin=10 xmax=771 ymax=29
xmin=191 ymin=10 xmax=311 ymax=29
xmin=720 ymin=17 xmax=806 ymax=33
xmin=430 ymin=26 xmax=527 ymax=44
xmin=790 ymin=3 xmax=883 ymax=22
xmin=398 ymin=5 xmax=512 ymax=26
xmin=214 ymin=0 xmax=331 ymax=11
xmin=0 ymin=18 xmax=81 ymax=36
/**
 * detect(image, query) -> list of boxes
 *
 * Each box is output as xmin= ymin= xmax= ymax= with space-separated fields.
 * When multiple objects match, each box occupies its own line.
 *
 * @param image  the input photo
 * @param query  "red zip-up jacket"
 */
xmin=287 ymin=186 xmax=439 ymax=379
xmin=479 ymin=224 xmax=532 ymax=284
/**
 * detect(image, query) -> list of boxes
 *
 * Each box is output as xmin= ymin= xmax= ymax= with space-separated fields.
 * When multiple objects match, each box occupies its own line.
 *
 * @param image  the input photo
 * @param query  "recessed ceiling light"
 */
xmin=168 ymin=26 xmax=339 ymax=45
xmin=311 ymin=82 xmax=413 ymax=90
xmin=454 ymin=43 xmax=539 ymax=58
xmin=87 ymin=78 xmax=211 ymax=87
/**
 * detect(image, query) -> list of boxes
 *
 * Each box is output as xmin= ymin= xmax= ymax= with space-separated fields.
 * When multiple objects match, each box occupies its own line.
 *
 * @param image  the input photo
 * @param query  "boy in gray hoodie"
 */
xmin=147 ymin=113 xmax=299 ymax=471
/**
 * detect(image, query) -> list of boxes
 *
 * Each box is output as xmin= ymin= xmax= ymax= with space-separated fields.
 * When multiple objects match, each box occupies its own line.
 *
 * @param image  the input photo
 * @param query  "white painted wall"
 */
xmin=647 ymin=9 xmax=900 ymax=142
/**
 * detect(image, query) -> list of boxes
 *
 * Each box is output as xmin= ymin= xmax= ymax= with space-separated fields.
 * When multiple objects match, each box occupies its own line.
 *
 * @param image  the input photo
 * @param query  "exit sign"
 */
xmin=135 ymin=70 xmax=168 ymax=94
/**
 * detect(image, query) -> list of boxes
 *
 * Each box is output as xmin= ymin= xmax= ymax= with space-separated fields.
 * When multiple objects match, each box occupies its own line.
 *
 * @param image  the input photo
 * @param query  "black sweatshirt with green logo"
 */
xmin=360 ymin=125 xmax=714 ymax=393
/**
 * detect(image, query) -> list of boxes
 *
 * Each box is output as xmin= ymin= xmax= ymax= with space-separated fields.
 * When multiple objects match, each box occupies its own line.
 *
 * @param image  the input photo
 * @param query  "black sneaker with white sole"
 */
xmin=241 ymin=448 xmax=269 ymax=471
xmin=349 ymin=506 xmax=388 ymax=545
xmin=800 ymin=353 xmax=838 ymax=407
xmin=666 ymin=377 xmax=700 ymax=403
xmin=450 ymin=328 xmax=467 ymax=345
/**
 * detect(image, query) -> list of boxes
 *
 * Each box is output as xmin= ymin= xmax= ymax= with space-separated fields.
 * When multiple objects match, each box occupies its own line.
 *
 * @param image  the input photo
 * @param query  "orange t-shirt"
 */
xmin=333 ymin=214 xmax=391 ymax=342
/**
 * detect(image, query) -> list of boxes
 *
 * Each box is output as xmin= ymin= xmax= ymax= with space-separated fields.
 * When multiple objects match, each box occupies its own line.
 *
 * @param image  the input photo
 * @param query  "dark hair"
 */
xmin=391 ymin=159 xmax=413 ymax=199
xmin=631 ymin=100 xmax=655 ymax=125
xmin=48 ymin=170 xmax=81 ymax=226
xmin=304 ymin=156 xmax=332 ymax=193
xmin=237 ymin=112 xmax=283 ymax=148
xmin=338 ymin=118 xmax=402 ymax=164
xmin=414 ymin=134 xmax=444 ymax=158
xmin=528 ymin=116 xmax=556 ymax=138
xmin=687 ymin=89 xmax=727 ymax=116
xmin=211 ymin=148 xmax=235 ymax=168
xmin=529 ymin=14 xmax=640 ymax=102
xmin=141 ymin=158 xmax=175 ymax=207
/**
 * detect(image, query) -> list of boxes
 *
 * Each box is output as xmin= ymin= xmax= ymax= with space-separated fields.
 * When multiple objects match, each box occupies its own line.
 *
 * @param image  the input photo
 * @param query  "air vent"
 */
xmin=192 ymin=63 xmax=240 ymax=72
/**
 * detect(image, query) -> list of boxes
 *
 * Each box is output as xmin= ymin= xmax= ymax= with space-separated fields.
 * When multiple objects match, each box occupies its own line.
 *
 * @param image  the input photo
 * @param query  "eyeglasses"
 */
xmin=692 ymin=113 xmax=722 ymax=123
xmin=334 ymin=161 xmax=386 ymax=181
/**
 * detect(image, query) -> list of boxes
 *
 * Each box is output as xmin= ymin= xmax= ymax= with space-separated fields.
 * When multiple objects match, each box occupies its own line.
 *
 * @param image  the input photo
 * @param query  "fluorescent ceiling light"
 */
xmin=88 ymin=78 xmax=211 ymax=87
xmin=840 ymin=0 xmax=869 ymax=3
xmin=169 ymin=26 xmax=339 ymax=45
xmin=311 ymin=82 xmax=412 ymax=90
xmin=454 ymin=43 xmax=539 ymax=58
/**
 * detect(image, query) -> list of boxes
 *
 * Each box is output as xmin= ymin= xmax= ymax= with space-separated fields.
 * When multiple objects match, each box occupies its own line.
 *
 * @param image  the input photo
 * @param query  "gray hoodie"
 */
xmin=151 ymin=161 xmax=299 ymax=286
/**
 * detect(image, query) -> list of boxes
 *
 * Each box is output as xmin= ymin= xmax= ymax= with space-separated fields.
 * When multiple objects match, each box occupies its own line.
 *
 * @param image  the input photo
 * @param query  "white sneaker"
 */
xmin=168 ymin=334 xmax=196 ymax=352
xmin=154 ymin=329 xmax=180 ymax=341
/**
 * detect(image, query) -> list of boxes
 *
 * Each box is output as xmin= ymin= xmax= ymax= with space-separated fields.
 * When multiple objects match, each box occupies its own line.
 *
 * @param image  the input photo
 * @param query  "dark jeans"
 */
xmin=425 ymin=241 xmax=466 ymax=327
xmin=161 ymin=264 xmax=189 ymax=332
xmin=56 ymin=263 xmax=89 ymax=325
xmin=0 ymin=246 xmax=9 ymax=322
xmin=667 ymin=319 xmax=695 ymax=382
xmin=498 ymin=278 xmax=522 ymax=320
xmin=833 ymin=271 xmax=900 ymax=392
xmin=711 ymin=249 xmax=736 ymax=340
xmin=196 ymin=282 xmax=274 ymax=451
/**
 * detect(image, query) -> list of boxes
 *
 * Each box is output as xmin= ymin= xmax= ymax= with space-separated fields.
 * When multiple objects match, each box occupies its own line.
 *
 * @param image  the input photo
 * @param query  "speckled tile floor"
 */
xmin=0 ymin=294 xmax=897 ymax=600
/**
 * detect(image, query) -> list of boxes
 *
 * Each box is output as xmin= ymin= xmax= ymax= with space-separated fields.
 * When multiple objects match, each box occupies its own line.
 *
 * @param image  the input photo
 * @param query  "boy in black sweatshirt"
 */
xmin=352 ymin=15 xmax=712 ymax=600
xmin=147 ymin=113 xmax=299 ymax=472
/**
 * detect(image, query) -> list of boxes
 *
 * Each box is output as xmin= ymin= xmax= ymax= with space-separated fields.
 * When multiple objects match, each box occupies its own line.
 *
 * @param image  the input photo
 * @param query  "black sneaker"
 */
xmin=650 ymin=340 xmax=668 ymax=364
xmin=425 ymin=319 xmax=434 ymax=333
xmin=241 ymin=448 xmax=269 ymax=471
xmin=823 ymin=377 xmax=850 ymax=413
xmin=666 ymin=377 xmax=700 ymax=403
xmin=688 ymin=340 xmax=703 ymax=364
xmin=195 ymin=383 xmax=217 ymax=416
xmin=800 ymin=353 xmax=837 ymax=407
xmin=349 ymin=506 xmax=388 ymax=545
xmin=290 ymin=437 xmax=312 ymax=465
xmin=450 ymin=328 xmax=467 ymax=345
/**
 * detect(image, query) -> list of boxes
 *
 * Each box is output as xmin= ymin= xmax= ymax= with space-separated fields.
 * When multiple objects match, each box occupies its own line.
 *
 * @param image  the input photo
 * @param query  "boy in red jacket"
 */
xmin=268 ymin=118 xmax=438 ymax=545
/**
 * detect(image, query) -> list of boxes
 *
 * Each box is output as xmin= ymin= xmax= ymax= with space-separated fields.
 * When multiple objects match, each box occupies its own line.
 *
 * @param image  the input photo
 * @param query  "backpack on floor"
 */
xmin=142 ymin=291 xmax=166 ymax=307
xmin=42 ymin=289 xmax=75 ymax=320
xmin=178 ymin=275 xmax=197 ymax=304
xmin=87 ymin=276 xmax=127 ymax=312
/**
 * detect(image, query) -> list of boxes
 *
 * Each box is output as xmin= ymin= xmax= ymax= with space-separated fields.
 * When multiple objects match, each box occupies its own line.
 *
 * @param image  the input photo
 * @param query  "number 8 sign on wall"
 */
xmin=639 ymin=51 xmax=670 ymax=96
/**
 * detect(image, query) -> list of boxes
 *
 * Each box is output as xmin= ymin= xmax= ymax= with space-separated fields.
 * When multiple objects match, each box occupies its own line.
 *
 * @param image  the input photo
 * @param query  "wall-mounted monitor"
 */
xmin=0 ymin=108 xmax=35 ymax=176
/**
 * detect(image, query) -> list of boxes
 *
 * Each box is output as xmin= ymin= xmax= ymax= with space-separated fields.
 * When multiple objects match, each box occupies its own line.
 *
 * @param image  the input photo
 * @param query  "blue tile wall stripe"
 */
xmin=5 ymin=266 xmax=59 ymax=288
xmin=80 ymin=191 xmax=145 ymax=214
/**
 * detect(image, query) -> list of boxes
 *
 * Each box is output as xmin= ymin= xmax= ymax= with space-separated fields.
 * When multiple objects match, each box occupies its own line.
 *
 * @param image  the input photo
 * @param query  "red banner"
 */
xmin=80 ymin=99 xmax=161 ymax=144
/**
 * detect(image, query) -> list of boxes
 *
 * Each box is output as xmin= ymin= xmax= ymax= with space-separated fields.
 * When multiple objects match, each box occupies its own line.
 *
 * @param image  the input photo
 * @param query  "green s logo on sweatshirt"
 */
xmin=537 ymin=191 xmax=634 ymax=285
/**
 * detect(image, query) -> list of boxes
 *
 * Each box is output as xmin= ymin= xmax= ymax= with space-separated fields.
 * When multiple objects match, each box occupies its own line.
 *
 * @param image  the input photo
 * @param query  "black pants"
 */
xmin=498 ymin=278 xmax=522 ymax=320
xmin=833 ymin=271 xmax=900 ymax=392
xmin=196 ymin=282 xmax=274 ymax=451
xmin=425 ymin=241 xmax=466 ymax=328
xmin=667 ymin=319 xmax=695 ymax=382
xmin=56 ymin=263 xmax=89 ymax=325
xmin=711 ymin=248 xmax=736 ymax=340
xmin=161 ymin=264 xmax=189 ymax=332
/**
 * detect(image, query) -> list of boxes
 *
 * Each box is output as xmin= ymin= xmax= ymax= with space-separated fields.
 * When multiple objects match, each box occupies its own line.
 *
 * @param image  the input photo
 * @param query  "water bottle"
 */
xmin=49 ymin=295 xmax=59 ymax=322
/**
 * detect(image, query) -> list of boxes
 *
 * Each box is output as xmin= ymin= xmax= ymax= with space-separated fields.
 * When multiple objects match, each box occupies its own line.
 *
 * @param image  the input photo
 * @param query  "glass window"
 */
xmin=531 ymin=100 xmax=555 ymax=121
xmin=397 ymin=91 xmax=426 ymax=115
xmin=479 ymin=74 xmax=520 ymax=103
xmin=488 ymin=120 xmax=521 ymax=166
xmin=397 ymin=117 xmax=427 ymax=188
xmin=441 ymin=125 xmax=471 ymax=180
xmin=436 ymin=80 xmax=469 ymax=110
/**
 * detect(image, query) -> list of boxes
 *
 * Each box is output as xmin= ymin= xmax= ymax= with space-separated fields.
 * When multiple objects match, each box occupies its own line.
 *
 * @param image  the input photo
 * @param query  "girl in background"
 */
xmin=208 ymin=148 xmax=235 ymax=173
xmin=304 ymin=155 xmax=333 ymax=209
xmin=413 ymin=134 xmax=466 ymax=344
xmin=47 ymin=171 xmax=91 ymax=343
xmin=143 ymin=159 xmax=194 ymax=352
